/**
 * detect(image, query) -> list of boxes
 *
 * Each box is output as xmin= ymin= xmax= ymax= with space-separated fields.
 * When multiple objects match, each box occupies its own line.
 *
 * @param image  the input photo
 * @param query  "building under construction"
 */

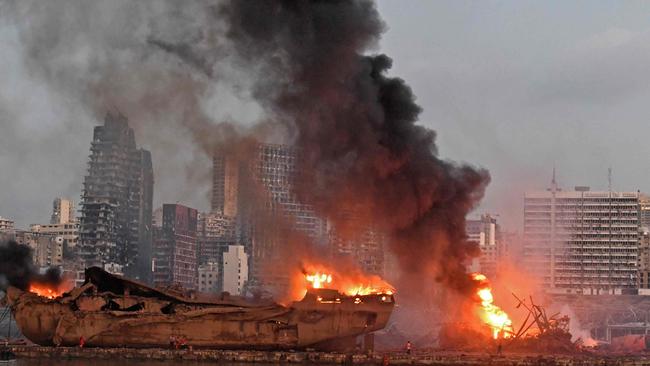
xmin=524 ymin=180 xmax=639 ymax=295
xmin=78 ymin=112 xmax=154 ymax=282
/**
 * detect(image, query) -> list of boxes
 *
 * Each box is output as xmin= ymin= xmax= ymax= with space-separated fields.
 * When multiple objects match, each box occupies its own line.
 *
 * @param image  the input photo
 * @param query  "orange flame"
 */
xmin=29 ymin=281 xmax=72 ymax=299
xmin=299 ymin=264 xmax=394 ymax=299
xmin=471 ymin=273 xmax=513 ymax=339
xmin=305 ymin=272 xmax=332 ymax=289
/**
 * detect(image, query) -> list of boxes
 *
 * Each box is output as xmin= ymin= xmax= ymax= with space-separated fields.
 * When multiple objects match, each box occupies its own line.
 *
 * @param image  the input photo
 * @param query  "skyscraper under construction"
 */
xmin=79 ymin=112 xmax=154 ymax=282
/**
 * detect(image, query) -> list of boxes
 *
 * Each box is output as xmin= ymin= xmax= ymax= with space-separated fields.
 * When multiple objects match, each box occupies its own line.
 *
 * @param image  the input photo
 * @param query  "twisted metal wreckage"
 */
xmin=5 ymin=267 xmax=394 ymax=349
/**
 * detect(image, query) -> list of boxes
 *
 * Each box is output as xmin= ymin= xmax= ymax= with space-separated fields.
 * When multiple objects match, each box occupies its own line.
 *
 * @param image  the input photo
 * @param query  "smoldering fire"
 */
xmin=0 ymin=239 xmax=65 ymax=294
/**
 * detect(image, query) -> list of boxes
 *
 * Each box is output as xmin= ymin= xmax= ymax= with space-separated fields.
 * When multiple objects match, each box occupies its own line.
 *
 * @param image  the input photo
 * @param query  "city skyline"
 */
xmin=5 ymin=2 xmax=650 ymax=230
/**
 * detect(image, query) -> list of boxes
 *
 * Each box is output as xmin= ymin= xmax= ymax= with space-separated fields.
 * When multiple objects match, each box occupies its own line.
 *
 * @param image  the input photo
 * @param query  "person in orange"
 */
xmin=405 ymin=340 xmax=412 ymax=355
xmin=79 ymin=336 xmax=85 ymax=348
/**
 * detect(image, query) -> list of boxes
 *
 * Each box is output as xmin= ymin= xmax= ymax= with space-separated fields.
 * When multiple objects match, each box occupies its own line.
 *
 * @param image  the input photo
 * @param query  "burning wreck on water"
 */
xmin=5 ymin=267 xmax=394 ymax=349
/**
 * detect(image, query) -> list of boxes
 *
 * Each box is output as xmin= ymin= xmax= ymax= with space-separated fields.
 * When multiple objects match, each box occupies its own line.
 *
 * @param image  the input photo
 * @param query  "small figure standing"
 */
xmin=405 ymin=340 xmax=412 ymax=355
xmin=79 ymin=336 xmax=85 ymax=348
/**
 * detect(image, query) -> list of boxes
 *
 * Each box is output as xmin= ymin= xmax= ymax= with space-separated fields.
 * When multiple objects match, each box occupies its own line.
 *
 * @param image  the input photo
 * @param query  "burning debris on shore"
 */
xmin=438 ymin=273 xmax=585 ymax=354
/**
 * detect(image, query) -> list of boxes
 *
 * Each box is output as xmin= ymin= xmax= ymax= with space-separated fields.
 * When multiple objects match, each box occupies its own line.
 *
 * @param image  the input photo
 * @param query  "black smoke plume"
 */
xmin=5 ymin=1 xmax=489 ymax=297
xmin=221 ymin=0 xmax=490 ymax=293
xmin=0 ymin=240 xmax=63 ymax=291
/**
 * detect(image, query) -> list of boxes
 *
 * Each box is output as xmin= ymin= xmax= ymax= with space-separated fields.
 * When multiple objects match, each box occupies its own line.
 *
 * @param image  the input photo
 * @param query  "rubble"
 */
xmin=439 ymin=294 xmax=585 ymax=354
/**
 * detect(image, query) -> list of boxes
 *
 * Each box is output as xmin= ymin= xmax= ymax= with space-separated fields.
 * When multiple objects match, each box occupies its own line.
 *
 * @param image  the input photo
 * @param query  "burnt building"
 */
xmin=78 ymin=112 xmax=153 ymax=281
xmin=153 ymin=204 xmax=198 ymax=290
xmin=212 ymin=143 xmax=326 ymax=294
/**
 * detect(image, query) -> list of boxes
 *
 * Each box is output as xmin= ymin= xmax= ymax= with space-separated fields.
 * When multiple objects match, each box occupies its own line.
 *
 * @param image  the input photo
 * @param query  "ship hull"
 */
xmin=7 ymin=268 xmax=394 ymax=349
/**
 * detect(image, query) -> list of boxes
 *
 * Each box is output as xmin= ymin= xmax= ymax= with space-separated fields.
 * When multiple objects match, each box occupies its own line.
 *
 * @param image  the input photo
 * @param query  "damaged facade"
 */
xmin=78 ymin=112 xmax=154 ymax=282
xmin=152 ymin=204 xmax=198 ymax=290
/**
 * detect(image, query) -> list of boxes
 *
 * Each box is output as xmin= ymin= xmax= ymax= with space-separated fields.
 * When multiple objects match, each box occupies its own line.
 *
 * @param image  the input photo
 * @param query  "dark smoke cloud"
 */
xmin=221 ymin=0 xmax=490 ymax=292
xmin=3 ymin=0 xmax=489 ymax=295
xmin=0 ymin=240 xmax=63 ymax=291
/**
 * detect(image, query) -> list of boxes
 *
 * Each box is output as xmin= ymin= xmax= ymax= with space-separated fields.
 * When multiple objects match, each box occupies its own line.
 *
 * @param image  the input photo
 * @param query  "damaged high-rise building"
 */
xmin=212 ymin=143 xmax=385 ymax=294
xmin=79 ymin=112 xmax=153 ymax=282
xmin=212 ymin=144 xmax=327 ymax=294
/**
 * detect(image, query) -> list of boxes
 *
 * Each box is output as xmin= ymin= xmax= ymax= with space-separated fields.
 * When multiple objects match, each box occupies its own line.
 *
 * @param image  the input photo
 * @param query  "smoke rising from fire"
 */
xmin=221 ymin=0 xmax=490 ymax=291
xmin=0 ymin=240 xmax=63 ymax=291
xmin=2 ymin=1 xmax=489 ymax=294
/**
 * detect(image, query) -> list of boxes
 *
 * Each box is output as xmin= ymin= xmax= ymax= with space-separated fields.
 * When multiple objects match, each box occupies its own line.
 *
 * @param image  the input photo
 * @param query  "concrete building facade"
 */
xmin=153 ymin=204 xmax=198 ymax=290
xmin=13 ymin=230 xmax=63 ymax=268
xmin=197 ymin=262 xmax=220 ymax=293
xmin=197 ymin=212 xmax=236 ymax=291
xmin=30 ymin=222 xmax=79 ymax=248
xmin=78 ymin=112 xmax=153 ymax=282
xmin=524 ymin=182 xmax=639 ymax=294
xmin=223 ymin=245 xmax=248 ymax=295
xmin=0 ymin=216 xmax=15 ymax=234
xmin=329 ymin=213 xmax=386 ymax=277
xmin=639 ymin=231 xmax=650 ymax=289
xmin=51 ymin=198 xmax=75 ymax=224
xmin=213 ymin=143 xmax=326 ymax=294
xmin=466 ymin=214 xmax=500 ymax=279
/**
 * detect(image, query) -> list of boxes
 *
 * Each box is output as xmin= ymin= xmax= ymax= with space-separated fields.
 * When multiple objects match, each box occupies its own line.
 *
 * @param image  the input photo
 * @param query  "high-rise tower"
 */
xmin=79 ymin=112 xmax=153 ymax=281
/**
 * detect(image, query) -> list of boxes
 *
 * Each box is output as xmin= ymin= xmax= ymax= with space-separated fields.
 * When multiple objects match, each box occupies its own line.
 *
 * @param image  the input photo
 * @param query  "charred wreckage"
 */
xmin=5 ymin=267 xmax=394 ymax=349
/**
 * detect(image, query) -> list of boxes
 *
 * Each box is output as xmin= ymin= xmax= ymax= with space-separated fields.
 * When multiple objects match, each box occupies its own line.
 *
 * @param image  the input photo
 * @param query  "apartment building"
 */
xmin=524 ymin=182 xmax=639 ymax=294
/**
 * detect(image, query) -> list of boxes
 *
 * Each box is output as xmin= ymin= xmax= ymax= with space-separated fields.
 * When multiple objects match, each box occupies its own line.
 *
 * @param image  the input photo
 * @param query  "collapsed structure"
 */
xmin=6 ymin=267 xmax=394 ymax=349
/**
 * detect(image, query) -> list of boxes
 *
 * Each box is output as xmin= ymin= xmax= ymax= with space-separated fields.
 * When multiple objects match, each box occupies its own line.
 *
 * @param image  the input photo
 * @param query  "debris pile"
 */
xmin=439 ymin=293 xmax=584 ymax=354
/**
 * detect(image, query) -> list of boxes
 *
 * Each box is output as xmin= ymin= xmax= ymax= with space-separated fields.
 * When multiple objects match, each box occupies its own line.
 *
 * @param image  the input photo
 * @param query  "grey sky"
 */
xmin=377 ymin=0 xmax=650 ymax=228
xmin=3 ymin=1 xmax=650 ymax=229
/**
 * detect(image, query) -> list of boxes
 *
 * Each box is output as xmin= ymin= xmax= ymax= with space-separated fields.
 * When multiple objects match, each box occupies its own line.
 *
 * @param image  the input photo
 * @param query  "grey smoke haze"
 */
xmin=3 ymin=0 xmax=650 ymax=232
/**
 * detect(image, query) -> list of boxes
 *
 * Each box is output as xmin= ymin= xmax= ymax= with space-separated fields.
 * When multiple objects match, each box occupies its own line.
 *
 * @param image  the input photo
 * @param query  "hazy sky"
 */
xmin=377 ymin=0 xmax=650 ymax=228
xmin=3 ymin=0 xmax=650 ymax=230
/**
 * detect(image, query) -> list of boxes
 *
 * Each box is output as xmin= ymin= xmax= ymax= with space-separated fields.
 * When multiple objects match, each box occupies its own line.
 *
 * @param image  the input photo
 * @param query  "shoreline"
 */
xmin=9 ymin=346 xmax=650 ymax=365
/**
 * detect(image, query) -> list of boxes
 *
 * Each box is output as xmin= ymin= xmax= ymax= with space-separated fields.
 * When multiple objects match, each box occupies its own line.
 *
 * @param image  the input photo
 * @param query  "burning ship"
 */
xmin=5 ymin=267 xmax=394 ymax=349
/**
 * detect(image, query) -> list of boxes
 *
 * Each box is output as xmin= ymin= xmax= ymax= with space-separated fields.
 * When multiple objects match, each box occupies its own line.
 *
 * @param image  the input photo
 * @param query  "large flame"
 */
xmin=299 ymin=264 xmax=394 ymax=299
xmin=29 ymin=281 xmax=72 ymax=299
xmin=471 ymin=273 xmax=513 ymax=339
xmin=305 ymin=272 xmax=332 ymax=289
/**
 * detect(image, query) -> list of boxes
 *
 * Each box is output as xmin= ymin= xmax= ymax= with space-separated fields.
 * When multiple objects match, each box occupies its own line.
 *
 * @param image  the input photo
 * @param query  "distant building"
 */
xmin=466 ymin=214 xmax=500 ymax=278
xmin=78 ymin=112 xmax=153 ymax=282
xmin=639 ymin=231 xmax=650 ymax=289
xmin=211 ymin=154 xmax=240 ymax=217
xmin=329 ymin=212 xmax=386 ymax=276
xmin=640 ymin=195 xmax=650 ymax=232
xmin=0 ymin=216 xmax=15 ymax=234
xmin=30 ymin=222 xmax=79 ymax=248
xmin=213 ymin=143 xmax=326 ymax=294
xmin=33 ymin=236 xmax=64 ymax=268
xmin=153 ymin=204 xmax=198 ymax=290
xmin=524 ymin=180 xmax=639 ymax=295
xmin=223 ymin=245 xmax=248 ymax=295
xmin=197 ymin=212 xmax=236 ymax=290
xmin=51 ymin=198 xmax=75 ymax=224
xmin=197 ymin=262 xmax=220 ymax=293
xmin=14 ymin=230 xmax=63 ymax=268
xmin=499 ymin=230 xmax=523 ymax=263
